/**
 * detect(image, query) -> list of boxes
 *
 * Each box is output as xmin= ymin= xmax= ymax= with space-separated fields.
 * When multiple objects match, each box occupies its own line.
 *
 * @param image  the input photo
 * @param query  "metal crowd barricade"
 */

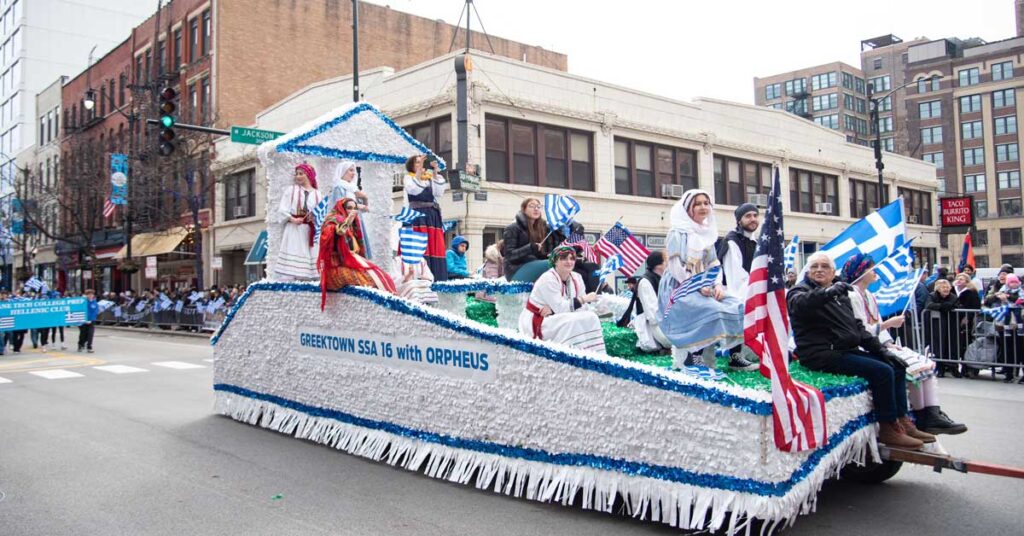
xmin=903 ymin=307 xmax=1024 ymax=374
xmin=94 ymin=302 xmax=233 ymax=333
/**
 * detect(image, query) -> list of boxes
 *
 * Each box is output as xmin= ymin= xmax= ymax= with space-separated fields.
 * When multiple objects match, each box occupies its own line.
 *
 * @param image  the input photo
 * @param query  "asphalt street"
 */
xmin=1 ymin=328 xmax=1021 ymax=535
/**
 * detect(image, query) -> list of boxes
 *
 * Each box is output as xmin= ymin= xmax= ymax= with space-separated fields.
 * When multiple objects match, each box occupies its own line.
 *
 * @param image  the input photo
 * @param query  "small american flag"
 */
xmin=562 ymin=232 xmax=597 ymax=263
xmin=393 ymin=206 xmax=425 ymax=225
xmin=103 ymin=198 xmax=116 ymax=219
xmin=744 ymin=168 xmax=827 ymax=452
xmin=594 ymin=222 xmax=649 ymax=276
xmin=666 ymin=266 xmax=720 ymax=312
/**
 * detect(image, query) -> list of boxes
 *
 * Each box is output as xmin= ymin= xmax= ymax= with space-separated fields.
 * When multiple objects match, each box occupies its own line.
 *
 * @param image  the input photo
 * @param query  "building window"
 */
xmin=789 ymin=168 xmax=839 ymax=216
xmin=617 ymin=138 xmax=697 ymax=197
xmin=157 ymin=39 xmax=166 ymax=74
xmin=998 ymin=171 xmax=1021 ymax=189
xmin=872 ymin=58 xmax=882 ymax=70
xmin=1003 ymin=253 xmax=1024 ymax=267
xmin=898 ymin=188 xmax=933 ymax=225
xmin=993 ymin=89 xmax=1016 ymax=109
xmin=784 ymin=78 xmax=806 ymax=95
xmin=784 ymin=99 xmax=808 ymax=115
xmin=963 ymin=147 xmax=984 ymax=166
xmin=843 ymin=93 xmax=855 ymax=109
xmin=201 ymin=9 xmax=212 ymax=56
xmin=976 ymin=199 xmax=989 ymax=219
xmin=850 ymin=179 xmax=888 ymax=218
xmin=921 ymin=126 xmax=943 ymax=145
xmin=188 ymin=83 xmax=197 ymax=123
xmin=923 ymin=152 xmax=944 ymax=169
xmin=189 ymin=18 xmax=199 ymax=63
xmin=868 ymin=75 xmax=890 ymax=92
xmin=992 ymin=61 xmax=1013 ymax=81
xmin=964 ymin=174 xmax=986 ymax=192
xmin=917 ymin=77 xmax=941 ymax=93
xmin=38 ymin=115 xmax=43 ymax=145
xmin=173 ymin=28 xmax=182 ymax=68
xmin=999 ymin=198 xmax=1022 ymax=217
xmin=119 ymin=74 xmax=126 ymax=106
xmin=958 ymin=67 xmax=980 ymax=86
xmin=135 ymin=55 xmax=143 ymax=84
xmin=814 ymin=114 xmax=839 ymax=129
xmin=960 ymin=95 xmax=982 ymax=113
xmin=877 ymin=96 xmax=892 ymax=112
xmin=972 ymin=229 xmax=989 ymax=247
xmin=1001 ymin=228 xmax=1023 ymax=246
xmin=961 ymin=120 xmax=983 ymax=140
xmin=995 ymin=116 xmax=1018 ymax=136
xmin=842 ymin=72 xmax=854 ymax=89
xmin=406 ymin=115 xmax=453 ymax=171
xmin=996 ymin=143 xmax=1019 ymax=162
xmin=855 ymin=77 xmax=866 ymax=94
xmin=484 ymin=115 xmax=594 ymax=191
xmin=224 ymin=168 xmax=255 ymax=221
xmin=765 ymin=83 xmax=781 ymax=100
xmin=200 ymin=76 xmax=210 ymax=123
xmin=811 ymin=93 xmax=837 ymax=111
xmin=881 ymin=137 xmax=894 ymax=152
xmin=919 ymin=100 xmax=941 ymax=119
xmin=713 ymin=155 xmax=770 ymax=206
xmin=811 ymin=72 xmax=836 ymax=90
xmin=877 ymin=116 xmax=893 ymax=133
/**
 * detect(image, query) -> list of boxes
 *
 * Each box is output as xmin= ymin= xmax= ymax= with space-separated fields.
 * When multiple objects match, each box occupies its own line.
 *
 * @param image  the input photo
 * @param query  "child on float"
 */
xmin=447 ymin=236 xmax=470 ymax=279
xmin=658 ymin=190 xmax=745 ymax=370
xmin=518 ymin=246 xmax=605 ymax=353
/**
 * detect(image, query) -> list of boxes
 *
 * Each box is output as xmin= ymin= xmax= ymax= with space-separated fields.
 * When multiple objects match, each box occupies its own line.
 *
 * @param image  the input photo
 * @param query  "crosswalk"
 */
xmin=0 ymin=359 xmax=212 ymax=384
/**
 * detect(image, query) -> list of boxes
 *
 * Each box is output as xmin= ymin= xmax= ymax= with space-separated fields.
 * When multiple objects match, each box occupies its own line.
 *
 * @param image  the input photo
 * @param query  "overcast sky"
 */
xmin=366 ymin=0 xmax=1015 ymax=104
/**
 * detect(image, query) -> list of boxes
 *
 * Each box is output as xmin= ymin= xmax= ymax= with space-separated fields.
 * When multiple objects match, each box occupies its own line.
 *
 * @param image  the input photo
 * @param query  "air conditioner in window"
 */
xmin=748 ymin=193 xmax=769 ymax=208
xmin=814 ymin=202 xmax=833 ymax=214
xmin=661 ymin=184 xmax=685 ymax=199
xmin=393 ymin=172 xmax=406 ymax=192
xmin=233 ymin=206 xmax=247 ymax=218
xmin=907 ymin=214 xmax=919 ymax=224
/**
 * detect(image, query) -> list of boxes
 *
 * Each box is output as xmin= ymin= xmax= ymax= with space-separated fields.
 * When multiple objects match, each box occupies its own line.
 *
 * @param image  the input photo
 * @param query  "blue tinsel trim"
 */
xmin=431 ymin=280 xmax=533 ymax=295
xmin=276 ymin=102 xmax=447 ymax=170
xmin=216 ymin=383 xmax=874 ymax=497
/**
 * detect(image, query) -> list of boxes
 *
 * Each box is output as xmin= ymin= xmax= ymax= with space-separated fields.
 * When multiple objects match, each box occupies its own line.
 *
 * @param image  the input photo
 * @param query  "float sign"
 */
xmin=940 ymin=196 xmax=974 ymax=228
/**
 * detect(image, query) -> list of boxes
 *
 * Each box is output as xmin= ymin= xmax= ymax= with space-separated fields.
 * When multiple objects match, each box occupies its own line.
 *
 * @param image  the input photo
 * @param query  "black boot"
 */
xmin=916 ymin=406 xmax=967 ymax=435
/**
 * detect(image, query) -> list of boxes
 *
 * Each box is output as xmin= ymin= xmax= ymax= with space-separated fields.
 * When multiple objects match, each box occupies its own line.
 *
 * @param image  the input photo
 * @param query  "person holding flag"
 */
xmin=403 ymin=154 xmax=448 ymax=281
xmin=502 ymin=198 xmax=580 ymax=281
xmin=518 ymin=246 xmax=605 ymax=353
xmin=317 ymin=198 xmax=396 ymax=310
xmin=659 ymin=190 xmax=745 ymax=370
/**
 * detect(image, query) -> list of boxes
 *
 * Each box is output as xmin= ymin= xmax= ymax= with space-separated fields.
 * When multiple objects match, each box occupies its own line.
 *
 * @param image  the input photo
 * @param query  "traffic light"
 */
xmin=158 ymin=86 xmax=178 ymax=156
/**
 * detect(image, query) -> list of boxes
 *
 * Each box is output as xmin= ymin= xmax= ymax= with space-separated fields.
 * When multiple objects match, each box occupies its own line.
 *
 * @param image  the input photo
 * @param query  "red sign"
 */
xmin=940 ymin=196 xmax=974 ymax=227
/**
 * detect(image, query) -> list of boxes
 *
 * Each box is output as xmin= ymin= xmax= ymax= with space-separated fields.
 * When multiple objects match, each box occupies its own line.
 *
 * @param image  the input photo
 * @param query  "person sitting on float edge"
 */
xmin=630 ymin=251 xmax=671 ymax=353
xmin=787 ymin=251 xmax=925 ymax=450
xmin=518 ymin=246 xmax=606 ymax=353
xmin=446 ymin=235 xmax=470 ymax=279
xmin=842 ymin=254 xmax=965 ymax=436
xmin=502 ymin=197 xmax=580 ymax=282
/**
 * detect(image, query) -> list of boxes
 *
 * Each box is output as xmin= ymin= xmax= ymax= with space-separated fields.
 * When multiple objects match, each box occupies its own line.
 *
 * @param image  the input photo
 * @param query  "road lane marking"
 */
xmin=0 ymin=355 xmax=105 ymax=374
xmin=151 ymin=361 xmax=206 ymax=370
xmin=0 ymin=376 xmax=11 ymax=383
xmin=203 ymin=359 xmax=214 ymax=363
xmin=93 ymin=365 xmax=149 ymax=374
xmin=29 ymin=369 xmax=85 ymax=380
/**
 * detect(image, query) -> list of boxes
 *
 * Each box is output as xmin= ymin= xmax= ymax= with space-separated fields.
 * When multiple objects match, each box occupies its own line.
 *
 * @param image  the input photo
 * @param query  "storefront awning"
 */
xmin=115 ymin=226 xmax=191 ymax=259
xmin=244 ymin=230 xmax=268 ymax=265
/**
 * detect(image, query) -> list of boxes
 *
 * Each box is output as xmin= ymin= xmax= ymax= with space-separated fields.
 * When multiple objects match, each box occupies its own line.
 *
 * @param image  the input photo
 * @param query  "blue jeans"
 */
xmin=817 ymin=352 xmax=908 ymax=422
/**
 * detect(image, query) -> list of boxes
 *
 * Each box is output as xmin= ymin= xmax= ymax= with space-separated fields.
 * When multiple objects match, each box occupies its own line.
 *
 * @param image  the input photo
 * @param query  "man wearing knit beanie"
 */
xmin=716 ymin=202 xmax=760 ymax=371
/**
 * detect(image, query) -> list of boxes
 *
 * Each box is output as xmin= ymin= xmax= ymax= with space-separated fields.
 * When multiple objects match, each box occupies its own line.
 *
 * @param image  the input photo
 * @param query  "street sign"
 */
xmin=459 ymin=171 xmax=481 ymax=192
xmin=212 ymin=256 xmax=223 ymax=270
xmin=145 ymin=266 xmax=157 ymax=279
xmin=230 ymin=126 xmax=283 ymax=145
xmin=146 ymin=256 xmax=157 ymax=268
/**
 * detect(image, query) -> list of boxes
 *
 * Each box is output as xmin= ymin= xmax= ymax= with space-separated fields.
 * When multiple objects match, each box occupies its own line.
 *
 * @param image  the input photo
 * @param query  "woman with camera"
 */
xmin=403 ymin=154 xmax=449 ymax=281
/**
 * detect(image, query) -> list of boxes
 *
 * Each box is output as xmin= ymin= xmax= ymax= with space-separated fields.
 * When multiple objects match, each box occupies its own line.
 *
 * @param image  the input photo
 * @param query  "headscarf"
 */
xmin=331 ymin=161 xmax=359 ymax=205
xmin=841 ymin=253 xmax=874 ymax=283
xmin=548 ymin=245 xmax=576 ymax=267
xmin=296 ymin=163 xmax=318 ymax=189
xmin=670 ymin=189 xmax=718 ymax=261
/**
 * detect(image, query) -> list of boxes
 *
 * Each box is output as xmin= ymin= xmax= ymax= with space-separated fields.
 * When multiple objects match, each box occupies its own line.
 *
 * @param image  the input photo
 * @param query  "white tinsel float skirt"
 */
xmin=659 ymin=292 xmax=744 ymax=354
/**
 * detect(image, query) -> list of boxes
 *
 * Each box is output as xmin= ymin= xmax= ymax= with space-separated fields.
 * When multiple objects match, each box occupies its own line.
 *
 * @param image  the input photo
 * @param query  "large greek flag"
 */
xmin=399 ymin=228 xmax=428 ymax=264
xmin=872 ymin=238 xmax=915 ymax=289
xmin=876 ymin=267 xmax=924 ymax=318
xmin=544 ymin=193 xmax=580 ymax=233
xmin=820 ymin=198 xmax=907 ymax=271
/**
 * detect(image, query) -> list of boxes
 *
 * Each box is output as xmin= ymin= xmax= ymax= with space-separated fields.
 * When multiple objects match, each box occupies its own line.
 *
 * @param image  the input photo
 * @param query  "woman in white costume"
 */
xmin=330 ymin=160 xmax=373 ymax=259
xmin=275 ymin=163 xmax=323 ymax=281
xmin=519 ymin=246 xmax=606 ymax=353
xmin=392 ymin=254 xmax=438 ymax=305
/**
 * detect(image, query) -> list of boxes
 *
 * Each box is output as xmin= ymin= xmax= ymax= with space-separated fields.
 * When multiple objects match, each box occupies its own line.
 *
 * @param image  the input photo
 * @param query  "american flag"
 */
xmin=561 ymin=232 xmax=597 ymax=263
xmin=744 ymin=168 xmax=827 ymax=453
xmin=103 ymin=198 xmax=116 ymax=219
xmin=594 ymin=222 xmax=649 ymax=276
xmin=666 ymin=266 xmax=721 ymax=312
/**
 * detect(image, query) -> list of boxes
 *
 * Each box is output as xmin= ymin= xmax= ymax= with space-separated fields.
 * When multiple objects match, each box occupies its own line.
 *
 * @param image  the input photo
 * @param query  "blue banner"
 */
xmin=111 ymin=153 xmax=129 ymax=205
xmin=0 ymin=297 xmax=89 ymax=331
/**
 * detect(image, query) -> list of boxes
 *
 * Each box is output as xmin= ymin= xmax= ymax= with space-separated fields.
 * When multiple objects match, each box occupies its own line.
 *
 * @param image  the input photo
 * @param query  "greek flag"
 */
xmin=593 ymin=254 xmax=623 ymax=279
xmin=0 ymin=317 xmax=13 ymax=329
xmin=544 ymin=193 xmax=580 ymax=233
xmin=399 ymin=228 xmax=429 ymax=265
xmin=442 ymin=220 xmax=458 ymax=232
xmin=669 ymin=266 xmax=721 ymax=303
xmin=875 ymin=267 xmax=924 ymax=318
xmin=23 ymin=276 xmax=47 ymax=293
xmin=784 ymin=236 xmax=799 ymax=271
xmin=311 ymin=195 xmax=332 ymax=240
xmin=982 ymin=304 xmax=1011 ymax=322
xmin=393 ymin=206 xmax=425 ymax=224
xmin=65 ymin=312 xmax=86 ymax=324
xmin=872 ymin=238 xmax=916 ymax=289
xmin=819 ymin=198 xmax=907 ymax=272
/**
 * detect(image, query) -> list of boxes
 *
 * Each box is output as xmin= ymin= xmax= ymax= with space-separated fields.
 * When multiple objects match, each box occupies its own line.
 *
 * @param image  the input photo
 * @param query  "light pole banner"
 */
xmin=111 ymin=153 xmax=128 ymax=205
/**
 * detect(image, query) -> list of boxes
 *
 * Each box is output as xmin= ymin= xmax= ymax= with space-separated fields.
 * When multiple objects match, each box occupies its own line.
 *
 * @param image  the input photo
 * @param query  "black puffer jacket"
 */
xmin=787 ymin=276 xmax=888 ymax=370
xmin=501 ymin=212 xmax=579 ymax=278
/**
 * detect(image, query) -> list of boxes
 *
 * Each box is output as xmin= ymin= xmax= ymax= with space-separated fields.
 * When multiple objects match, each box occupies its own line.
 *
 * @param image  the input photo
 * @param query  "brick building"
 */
xmin=59 ymin=0 xmax=564 ymax=293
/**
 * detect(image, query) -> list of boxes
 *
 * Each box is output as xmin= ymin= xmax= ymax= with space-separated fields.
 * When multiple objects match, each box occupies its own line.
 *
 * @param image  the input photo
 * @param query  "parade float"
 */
xmin=210 ymin=102 xmax=1020 ymax=534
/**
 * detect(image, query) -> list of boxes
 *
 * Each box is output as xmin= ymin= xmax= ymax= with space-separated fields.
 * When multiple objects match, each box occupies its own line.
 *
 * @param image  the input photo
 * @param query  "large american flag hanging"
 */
xmin=594 ymin=222 xmax=649 ymax=276
xmin=743 ymin=167 xmax=827 ymax=452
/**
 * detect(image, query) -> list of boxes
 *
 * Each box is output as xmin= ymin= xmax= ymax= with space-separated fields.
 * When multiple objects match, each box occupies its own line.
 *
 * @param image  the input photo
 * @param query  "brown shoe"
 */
xmin=878 ymin=420 xmax=924 ymax=450
xmin=899 ymin=416 xmax=936 ymax=443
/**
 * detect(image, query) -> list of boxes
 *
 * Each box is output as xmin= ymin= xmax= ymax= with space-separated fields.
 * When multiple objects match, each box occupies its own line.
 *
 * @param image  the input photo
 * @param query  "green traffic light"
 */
xmin=160 ymin=115 xmax=175 ymax=128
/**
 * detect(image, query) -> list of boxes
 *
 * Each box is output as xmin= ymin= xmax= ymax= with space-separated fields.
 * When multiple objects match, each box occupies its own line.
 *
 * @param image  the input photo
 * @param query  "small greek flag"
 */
xmin=593 ymin=254 xmax=623 ymax=279
xmin=982 ymin=304 xmax=1012 ymax=322
xmin=393 ymin=206 xmax=425 ymax=224
xmin=65 ymin=312 xmax=86 ymax=323
xmin=679 ymin=364 xmax=726 ymax=381
xmin=23 ymin=276 xmax=47 ymax=293
xmin=311 ymin=195 xmax=332 ymax=240
xmin=669 ymin=266 xmax=721 ymax=304
xmin=873 ymin=238 xmax=916 ymax=288
xmin=442 ymin=220 xmax=458 ymax=232
xmin=544 ymin=193 xmax=580 ymax=233
xmin=784 ymin=236 xmax=799 ymax=271
xmin=399 ymin=228 xmax=429 ymax=265
xmin=174 ymin=300 xmax=184 ymax=313
xmin=98 ymin=300 xmax=114 ymax=313
xmin=875 ymin=267 xmax=924 ymax=317
xmin=0 ymin=317 xmax=14 ymax=329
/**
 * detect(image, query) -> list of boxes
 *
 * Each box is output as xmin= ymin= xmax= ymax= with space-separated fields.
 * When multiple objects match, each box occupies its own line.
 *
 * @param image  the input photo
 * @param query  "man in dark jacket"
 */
xmin=788 ymin=252 xmax=927 ymax=449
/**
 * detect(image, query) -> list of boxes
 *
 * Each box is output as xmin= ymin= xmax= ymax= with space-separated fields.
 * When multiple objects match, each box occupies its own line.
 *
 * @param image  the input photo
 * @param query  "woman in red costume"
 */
xmin=318 ymin=198 xmax=397 ymax=309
